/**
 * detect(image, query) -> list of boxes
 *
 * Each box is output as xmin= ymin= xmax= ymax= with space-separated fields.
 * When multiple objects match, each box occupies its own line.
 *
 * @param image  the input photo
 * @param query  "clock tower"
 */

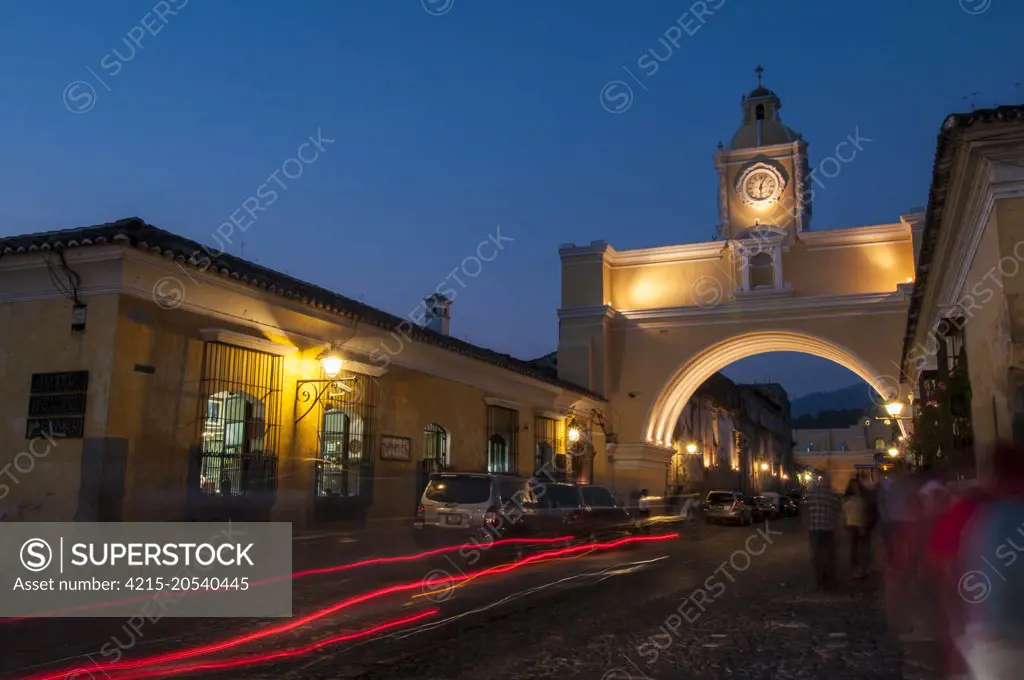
xmin=714 ymin=66 xmax=810 ymax=241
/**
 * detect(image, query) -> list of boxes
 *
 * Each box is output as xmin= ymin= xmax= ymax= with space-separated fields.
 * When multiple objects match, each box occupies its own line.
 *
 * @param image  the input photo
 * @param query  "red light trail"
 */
xmin=21 ymin=533 xmax=675 ymax=680
xmin=0 ymin=535 xmax=576 ymax=622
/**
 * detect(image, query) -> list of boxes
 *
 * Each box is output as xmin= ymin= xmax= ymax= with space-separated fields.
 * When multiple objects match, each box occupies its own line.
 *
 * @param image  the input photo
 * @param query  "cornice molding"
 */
xmin=484 ymin=397 xmax=523 ymax=410
xmin=558 ymin=304 xmax=619 ymax=321
xmin=798 ymin=223 xmax=911 ymax=249
xmin=618 ymin=290 xmax=908 ymax=323
xmin=934 ymin=161 xmax=1024 ymax=312
xmin=606 ymin=241 xmax=727 ymax=268
xmin=198 ymin=328 xmax=298 ymax=356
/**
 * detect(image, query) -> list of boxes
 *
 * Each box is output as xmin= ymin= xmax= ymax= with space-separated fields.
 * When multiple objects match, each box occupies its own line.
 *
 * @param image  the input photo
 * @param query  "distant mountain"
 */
xmin=790 ymin=383 xmax=873 ymax=418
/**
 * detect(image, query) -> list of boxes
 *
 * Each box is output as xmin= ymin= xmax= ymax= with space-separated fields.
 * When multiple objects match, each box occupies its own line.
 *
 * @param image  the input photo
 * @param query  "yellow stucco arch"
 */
xmin=644 ymin=330 xmax=901 ymax=446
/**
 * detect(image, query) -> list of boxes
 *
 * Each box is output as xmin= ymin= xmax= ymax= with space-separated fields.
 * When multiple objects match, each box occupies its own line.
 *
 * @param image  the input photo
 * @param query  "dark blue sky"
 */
xmin=2 ymin=0 xmax=1020 ymax=399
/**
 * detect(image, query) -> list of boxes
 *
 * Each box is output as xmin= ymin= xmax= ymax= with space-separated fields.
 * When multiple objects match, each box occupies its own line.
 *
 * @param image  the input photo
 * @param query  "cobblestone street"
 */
xmin=3 ymin=518 xmax=936 ymax=680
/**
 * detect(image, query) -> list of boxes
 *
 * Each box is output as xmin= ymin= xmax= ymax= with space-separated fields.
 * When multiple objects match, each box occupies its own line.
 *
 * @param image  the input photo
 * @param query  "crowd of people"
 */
xmin=801 ymin=448 xmax=1024 ymax=679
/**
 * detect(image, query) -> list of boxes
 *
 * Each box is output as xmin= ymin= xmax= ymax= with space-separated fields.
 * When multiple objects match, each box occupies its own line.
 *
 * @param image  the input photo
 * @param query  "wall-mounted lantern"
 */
xmin=295 ymin=346 xmax=356 ymax=424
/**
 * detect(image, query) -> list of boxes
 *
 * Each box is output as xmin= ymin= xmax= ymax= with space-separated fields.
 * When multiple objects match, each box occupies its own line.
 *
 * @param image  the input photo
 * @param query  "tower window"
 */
xmin=755 ymin=104 xmax=765 ymax=121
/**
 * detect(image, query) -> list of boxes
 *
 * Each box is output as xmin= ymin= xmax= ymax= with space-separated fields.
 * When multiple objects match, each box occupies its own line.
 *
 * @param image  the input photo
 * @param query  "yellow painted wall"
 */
xmin=1 ymin=282 xmax=603 ymax=528
xmin=784 ymin=239 xmax=914 ymax=295
xmin=0 ymin=294 xmax=120 ymax=521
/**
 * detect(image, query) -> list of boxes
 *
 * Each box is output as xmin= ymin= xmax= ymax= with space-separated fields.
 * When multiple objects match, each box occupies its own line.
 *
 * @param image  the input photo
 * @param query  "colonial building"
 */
xmin=0 ymin=219 xmax=606 ymax=528
xmin=670 ymin=373 xmax=794 ymax=496
xmin=901 ymin=105 xmax=1024 ymax=479
xmin=558 ymin=69 xmax=918 ymax=498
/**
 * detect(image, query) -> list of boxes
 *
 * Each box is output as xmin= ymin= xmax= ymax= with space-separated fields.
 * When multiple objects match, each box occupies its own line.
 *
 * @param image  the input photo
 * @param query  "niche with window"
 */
xmin=486 ymin=405 xmax=518 ymax=474
xmin=748 ymin=252 xmax=775 ymax=289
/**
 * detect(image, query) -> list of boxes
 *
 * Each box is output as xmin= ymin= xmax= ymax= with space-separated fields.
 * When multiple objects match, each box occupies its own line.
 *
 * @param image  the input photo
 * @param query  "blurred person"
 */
xmin=876 ymin=466 xmax=904 ymax=564
xmin=896 ymin=465 xmax=934 ymax=643
xmin=929 ymin=472 xmax=992 ymax=680
xmin=843 ymin=478 xmax=870 ymax=579
xmin=956 ymin=445 xmax=1024 ymax=680
xmin=803 ymin=473 xmax=841 ymax=591
xmin=637 ymin=489 xmax=651 ymax=517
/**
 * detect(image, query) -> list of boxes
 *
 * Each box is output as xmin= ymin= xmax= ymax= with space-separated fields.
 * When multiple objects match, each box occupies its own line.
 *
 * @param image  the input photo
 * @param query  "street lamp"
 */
xmin=760 ymin=462 xmax=769 ymax=471
xmin=686 ymin=442 xmax=698 ymax=454
xmin=884 ymin=400 xmax=905 ymax=418
xmin=567 ymin=426 xmax=581 ymax=443
xmin=887 ymin=446 xmax=900 ymax=458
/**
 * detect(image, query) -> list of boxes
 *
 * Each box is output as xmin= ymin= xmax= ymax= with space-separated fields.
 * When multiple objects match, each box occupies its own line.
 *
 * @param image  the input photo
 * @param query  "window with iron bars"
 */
xmin=423 ymin=423 xmax=449 ymax=474
xmin=486 ymin=405 xmax=518 ymax=473
xmin=315 ymin=372 xmax=378 ymax=500
xmin=197 ymin=342 xmax=283 ymax=498
xmin=534 ymin=416 xmax=569 ymax=478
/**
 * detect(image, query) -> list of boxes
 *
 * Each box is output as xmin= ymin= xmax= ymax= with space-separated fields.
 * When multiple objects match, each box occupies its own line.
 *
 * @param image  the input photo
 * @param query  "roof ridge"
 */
xmin=1 ymin=218 xmax=605 ymax=402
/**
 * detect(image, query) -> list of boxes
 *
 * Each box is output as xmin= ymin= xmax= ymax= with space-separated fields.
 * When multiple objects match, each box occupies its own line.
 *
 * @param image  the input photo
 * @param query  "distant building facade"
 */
xmin=794 ymin=415 xmax=895 ymax=491
xmin=670 ymin=373 xmax=794 ymax=496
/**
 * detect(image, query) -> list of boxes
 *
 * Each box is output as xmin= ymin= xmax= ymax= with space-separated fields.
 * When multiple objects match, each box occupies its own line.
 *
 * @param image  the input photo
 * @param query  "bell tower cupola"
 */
xmin=714 ymin=65 xmax=811 ymax=240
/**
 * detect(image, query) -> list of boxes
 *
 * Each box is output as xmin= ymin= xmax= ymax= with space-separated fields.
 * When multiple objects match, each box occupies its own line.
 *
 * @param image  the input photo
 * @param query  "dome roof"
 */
xmin=729 ymin=121 xmax=800 ymax=150
xmin=748 ymin=86 xmax=777 ymax=99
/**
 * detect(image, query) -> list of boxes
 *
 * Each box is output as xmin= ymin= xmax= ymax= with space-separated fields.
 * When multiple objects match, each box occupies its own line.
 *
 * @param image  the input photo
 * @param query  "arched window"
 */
xmin=749 ymin=252 xmax=775 ymax=289
xmin=755 ymin=104 xmax=765 ymax=120
xmin=874 ymin=438 xmax=886 ymax=451
xmin=423 ymin=423 xmax=448 ymax=470
xmin=487 ymin=434 xmax=510 ymax=473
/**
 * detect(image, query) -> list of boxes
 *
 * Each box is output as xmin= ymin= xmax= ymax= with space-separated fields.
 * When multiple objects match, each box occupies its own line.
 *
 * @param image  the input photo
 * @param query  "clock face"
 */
xmin=744 ymin=171 xmax=778 ymax=202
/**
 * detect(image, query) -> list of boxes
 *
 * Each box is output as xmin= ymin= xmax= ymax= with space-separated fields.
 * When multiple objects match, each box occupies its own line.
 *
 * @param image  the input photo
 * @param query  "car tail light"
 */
xmin=484 ymin=509 xmax=500 ymax=527
xmin=731 ymin=500 xmax=743 ymax=512
xmin=416 ymin=504 xmax=424 ymax=520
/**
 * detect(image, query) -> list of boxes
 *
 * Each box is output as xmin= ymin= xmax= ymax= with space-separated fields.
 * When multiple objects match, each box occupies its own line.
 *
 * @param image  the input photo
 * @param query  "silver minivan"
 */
xmin=413 ymin=472 xmax=533 ymax=548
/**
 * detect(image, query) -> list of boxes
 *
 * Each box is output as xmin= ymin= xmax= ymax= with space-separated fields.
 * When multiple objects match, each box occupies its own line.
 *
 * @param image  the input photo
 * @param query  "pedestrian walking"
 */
xmin=843 ymin=478 xmax=870 ymax=579
xmin=803 ymin=473 xmax=841 ymax=591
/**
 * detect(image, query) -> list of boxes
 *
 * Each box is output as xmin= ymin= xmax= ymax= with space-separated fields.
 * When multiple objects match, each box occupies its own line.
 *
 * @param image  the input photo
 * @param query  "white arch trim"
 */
xmin=644 ymin=330 xmax=904 ymax=446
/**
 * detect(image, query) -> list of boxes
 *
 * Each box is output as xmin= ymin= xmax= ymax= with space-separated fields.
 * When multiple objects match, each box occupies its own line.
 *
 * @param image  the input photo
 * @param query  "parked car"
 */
xmin=413 ymin=472 xmax=535 ymax=553
xmin=786 ymin=490 xmax=803 ymax=515
xmin=759 ymin=491 xmax=782 ymax=515
xmin=753 ymin=495 xmax=778 ymax=520
xmin=528 ymin=482 xmax=637 ymax=541
xmin=780 ymin=495 xmax=798 ymax=516
xmin=703 ymin=491 xmax=753 ymax=525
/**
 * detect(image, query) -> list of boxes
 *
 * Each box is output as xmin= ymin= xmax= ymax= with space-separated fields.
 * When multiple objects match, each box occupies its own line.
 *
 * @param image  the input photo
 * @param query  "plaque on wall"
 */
xmin=26 ymin=370 xmax=88 ymax=440
xmin=380 ymin=435 xmax=411 ymax=462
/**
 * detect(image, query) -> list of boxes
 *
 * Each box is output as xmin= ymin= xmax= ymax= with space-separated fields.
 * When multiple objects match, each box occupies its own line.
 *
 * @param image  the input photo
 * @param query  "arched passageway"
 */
xmin=644 ymin=330 xmax=905 ymax=447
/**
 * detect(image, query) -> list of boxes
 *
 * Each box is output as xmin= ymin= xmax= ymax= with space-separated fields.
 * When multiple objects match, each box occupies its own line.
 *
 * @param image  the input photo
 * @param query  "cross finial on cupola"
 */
xmin=755 ymin=64 xmax=764 ymax=87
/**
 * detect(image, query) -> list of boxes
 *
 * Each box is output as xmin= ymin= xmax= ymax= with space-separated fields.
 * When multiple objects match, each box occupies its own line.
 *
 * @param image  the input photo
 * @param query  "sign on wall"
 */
xmin=26 ymin=370 xmax=88 ymax=439
xmin=380 ymin=435 xmax=411 ymax=462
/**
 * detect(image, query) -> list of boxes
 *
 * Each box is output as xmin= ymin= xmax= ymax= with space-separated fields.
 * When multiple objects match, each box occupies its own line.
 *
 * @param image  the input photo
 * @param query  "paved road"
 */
xmin=2 ymin=518 xmax=927 ymax=680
